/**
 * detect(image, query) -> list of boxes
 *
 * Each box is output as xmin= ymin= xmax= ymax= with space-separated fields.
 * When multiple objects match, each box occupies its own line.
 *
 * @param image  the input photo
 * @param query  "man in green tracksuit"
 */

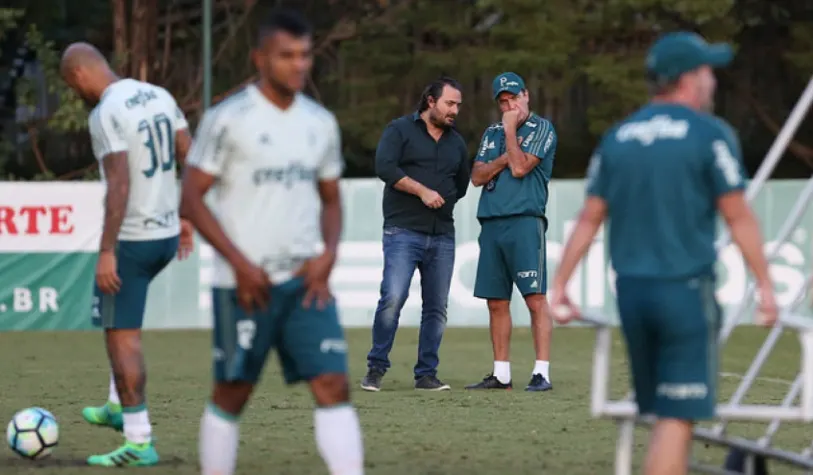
xmin=551 ymin=32 xmax=778 ymax=475
xmin=466 ymin=72 xmax=557 ymax=392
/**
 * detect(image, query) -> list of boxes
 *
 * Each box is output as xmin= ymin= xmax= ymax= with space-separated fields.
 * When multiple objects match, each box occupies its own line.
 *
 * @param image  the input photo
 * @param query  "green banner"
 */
xmin=0 ymin=253 xmax=95 ymax=330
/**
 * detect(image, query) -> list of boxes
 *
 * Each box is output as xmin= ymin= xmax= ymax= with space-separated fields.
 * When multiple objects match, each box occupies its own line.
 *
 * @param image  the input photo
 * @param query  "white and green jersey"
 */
xmin=89 ymin=78 xmax=188 ymax=241
xmin=186 ymin=84 xmax=344 ymax=287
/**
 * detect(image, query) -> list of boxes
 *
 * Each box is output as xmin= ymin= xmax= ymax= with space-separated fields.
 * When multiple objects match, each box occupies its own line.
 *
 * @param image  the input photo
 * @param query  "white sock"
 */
xmin=122 ymin=405 xmax=152 ymax=444
xmin=533 ymin=360 xmax=550 ymax=381
xmin=314 ymin=405 xmax=365 ymax=475
xmin=493 ymin=361 xmax=511 ymax=384
xmin=108 ymin=372 xmax=120 ymax=405
xmin=200 ymin=403 xmax=239 ymax=475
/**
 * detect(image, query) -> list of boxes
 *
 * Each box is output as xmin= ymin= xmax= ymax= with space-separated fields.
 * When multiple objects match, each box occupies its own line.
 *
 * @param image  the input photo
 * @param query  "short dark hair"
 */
xmin=256 ymin=9 xmax=312 ymax=46
xmin=417 ymin=76 xmax=462 ymax=112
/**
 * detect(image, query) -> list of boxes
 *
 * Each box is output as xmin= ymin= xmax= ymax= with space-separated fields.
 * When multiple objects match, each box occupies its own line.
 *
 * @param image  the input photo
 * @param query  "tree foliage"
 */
xmin=1 ymin=0 xmax=812 ymax=181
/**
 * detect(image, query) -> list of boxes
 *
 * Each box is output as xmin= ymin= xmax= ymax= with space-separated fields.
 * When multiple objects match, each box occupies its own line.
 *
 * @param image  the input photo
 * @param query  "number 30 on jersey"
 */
xmin=138 ymin=112 xmax=175 ymax=178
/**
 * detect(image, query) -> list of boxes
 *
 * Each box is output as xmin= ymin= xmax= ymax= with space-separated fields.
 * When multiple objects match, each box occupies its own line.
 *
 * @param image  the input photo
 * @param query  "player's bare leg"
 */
xmin=466 ymin=299 xmax=513 ymax=389
xmin=644 ymin=418 xmax=693 ymax=475
xmin=86 ymin=329 xmax=158 ymax=467
xmin=524 ymin=294 xmax=553 ymax=391
xmin=310 ymin=373 xmax=364 ymax=475
xmin=199 ymin=382 xmax=255 ymax=475
xmin=106 ymin=329 xmax=150 ymax=431
xmin=106 ymin=331 xmax=146 ymax=406
xmin=211 ymin=382 xmax=255 ymax=414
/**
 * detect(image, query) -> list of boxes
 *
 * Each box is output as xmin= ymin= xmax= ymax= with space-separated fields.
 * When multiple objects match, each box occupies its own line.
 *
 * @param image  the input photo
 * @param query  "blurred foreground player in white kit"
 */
xmin=180 ymin=9 xmax=365 ymax=475
xmin=60 ymin=42 xmax=194 ymax=467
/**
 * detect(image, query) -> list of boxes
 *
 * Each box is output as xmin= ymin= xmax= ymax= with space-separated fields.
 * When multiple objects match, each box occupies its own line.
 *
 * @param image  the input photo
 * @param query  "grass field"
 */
xmin=0 ymin=326 xmax=809 ymax=474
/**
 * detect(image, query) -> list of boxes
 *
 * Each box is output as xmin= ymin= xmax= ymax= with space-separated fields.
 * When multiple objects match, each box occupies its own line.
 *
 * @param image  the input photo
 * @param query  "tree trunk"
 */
xmin=146 ymin=0 xmax=158 ymax=79
xmin=111 ymin=0 xmax=128 ymax=75
xmin=130 ymin=0 xmax=148 ymax=81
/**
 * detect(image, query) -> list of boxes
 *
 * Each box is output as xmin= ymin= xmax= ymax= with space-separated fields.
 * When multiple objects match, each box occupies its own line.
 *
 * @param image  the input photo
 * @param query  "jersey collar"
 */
xmin=99 ymin=78 xmax=126 ymax=103
xmin=248 ymin=83 xmax=300 ymax=113
xmin=522 ymin=112 xmax=539 ymax=128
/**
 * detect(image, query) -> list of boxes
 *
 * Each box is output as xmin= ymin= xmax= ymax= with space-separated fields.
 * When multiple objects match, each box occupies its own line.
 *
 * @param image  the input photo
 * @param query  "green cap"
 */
xmin=646 ymin=31 xmax=733 ymax=83
xmin=492 ymin=72 xmax=525 ymax=100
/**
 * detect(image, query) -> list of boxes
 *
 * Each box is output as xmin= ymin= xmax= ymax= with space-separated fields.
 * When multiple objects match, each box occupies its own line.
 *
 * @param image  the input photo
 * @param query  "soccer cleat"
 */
xmin=82 ymin=403 xmax=124 ymax=431
xmin=360 ymin=368 xmax=385 ymax=392
xmin=465 ymin=374 xmax=513 ymax=390
xmin=87 ymin=441 xmax=159 ymax=467
xmin=525 ymin=373 xmax=553 ymax=392
xmin=414 ymin=375 xmax=451 ymax=391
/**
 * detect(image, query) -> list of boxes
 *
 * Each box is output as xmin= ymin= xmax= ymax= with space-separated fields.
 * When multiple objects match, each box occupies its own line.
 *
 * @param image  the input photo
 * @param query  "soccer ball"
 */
xmin=6 ymin=407 xmax=59 ymax=459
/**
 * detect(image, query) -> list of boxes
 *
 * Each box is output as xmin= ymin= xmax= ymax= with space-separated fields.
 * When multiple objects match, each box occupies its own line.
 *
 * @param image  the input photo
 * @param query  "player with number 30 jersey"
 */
xmin=60 ymin=42 xmax=194 ymax=468
xmin=89 ymin=79 xmax=188 ymax=241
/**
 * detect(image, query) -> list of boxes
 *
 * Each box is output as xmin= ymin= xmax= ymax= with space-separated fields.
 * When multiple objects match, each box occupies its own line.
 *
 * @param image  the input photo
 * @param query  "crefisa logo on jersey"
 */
xmin=124 ymin=89 xmax=159 ymax=109
xmin=252 ymin=162 xmax=316 ymax=188
xmin=615 ymin=114 xmax=689 ymax=146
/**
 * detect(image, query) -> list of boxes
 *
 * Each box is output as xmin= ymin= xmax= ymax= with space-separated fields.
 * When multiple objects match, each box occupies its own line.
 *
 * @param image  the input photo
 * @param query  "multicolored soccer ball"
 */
xmin=6 ymin=408 xmax=59 ymax=459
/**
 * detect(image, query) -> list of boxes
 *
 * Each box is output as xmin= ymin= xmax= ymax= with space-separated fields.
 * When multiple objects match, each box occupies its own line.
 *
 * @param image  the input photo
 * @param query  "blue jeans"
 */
xmin=367 ymin=225 xmax=455 ymax=379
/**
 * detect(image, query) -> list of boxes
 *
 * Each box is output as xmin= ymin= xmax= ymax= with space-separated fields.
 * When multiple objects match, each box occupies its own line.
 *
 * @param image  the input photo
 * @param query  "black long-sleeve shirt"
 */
xmin=374 ymin=112 xmax=471 ymax=235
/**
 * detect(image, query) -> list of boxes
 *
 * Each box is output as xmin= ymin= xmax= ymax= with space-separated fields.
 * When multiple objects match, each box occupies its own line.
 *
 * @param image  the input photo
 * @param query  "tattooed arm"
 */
xmin=87 ymin=100 xmax=131 ymax=294
xmin=99 ymin=152 xmax=130 ymax=252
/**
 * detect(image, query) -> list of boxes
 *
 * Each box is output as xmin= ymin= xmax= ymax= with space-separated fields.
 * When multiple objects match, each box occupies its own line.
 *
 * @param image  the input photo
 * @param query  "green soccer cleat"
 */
xmin=82 ymin=403 xmax=124 ymax=431
xmin=87 ymin=441 xmax=159 ymax=467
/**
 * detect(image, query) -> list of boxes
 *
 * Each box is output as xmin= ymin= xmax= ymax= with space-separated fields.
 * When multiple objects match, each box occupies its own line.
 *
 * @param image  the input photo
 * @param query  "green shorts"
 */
xmin=616 ymin=274 xmax=721 ymax=421
xmin=473 ymin=215 xmax=547 ymax=300
xmin=92 ymin=236 xmax=178 ymax=329
xmin=211 ymin=278 xmax=348 ymax=385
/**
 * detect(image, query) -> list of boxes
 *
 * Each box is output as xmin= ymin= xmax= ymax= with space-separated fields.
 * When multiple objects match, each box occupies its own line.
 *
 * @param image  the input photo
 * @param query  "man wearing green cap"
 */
xmin=550 ymin=31 xmax=777 ymax=474
xmin=465 ymin=72 xmax=557 ymax=392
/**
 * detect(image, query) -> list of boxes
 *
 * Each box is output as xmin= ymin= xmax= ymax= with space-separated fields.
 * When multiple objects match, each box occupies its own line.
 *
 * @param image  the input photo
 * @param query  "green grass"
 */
xmin=0 ymin=327 xmax=809 ymax=474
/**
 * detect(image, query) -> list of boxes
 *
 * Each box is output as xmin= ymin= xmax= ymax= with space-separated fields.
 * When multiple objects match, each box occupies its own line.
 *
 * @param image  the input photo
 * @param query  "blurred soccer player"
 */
xmin=180 ymin=9 xmax=364 ymax=475
xmin=550 ymin=31 xmax=778 ymax=475
xmin=60 ymin=43 xmax=194 ymax=466
xmin=465 ymin=72 xmax=557 ymax=392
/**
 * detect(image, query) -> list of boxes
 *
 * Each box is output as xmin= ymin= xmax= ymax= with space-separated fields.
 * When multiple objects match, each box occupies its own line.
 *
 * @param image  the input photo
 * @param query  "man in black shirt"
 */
xmin=362 ymin=77 xmax=470 ymax=391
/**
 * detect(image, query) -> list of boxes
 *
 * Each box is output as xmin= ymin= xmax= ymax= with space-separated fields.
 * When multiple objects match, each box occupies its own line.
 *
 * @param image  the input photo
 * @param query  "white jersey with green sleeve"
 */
xmin=89 ymin=78 xmax=189 ymax=241
xmin=186 ymin=84 xmax=344 ymax=287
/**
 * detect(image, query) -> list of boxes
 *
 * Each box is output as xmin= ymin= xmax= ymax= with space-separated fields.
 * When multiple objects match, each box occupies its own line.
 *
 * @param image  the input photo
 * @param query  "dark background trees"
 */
xmin=1 ymin=0 xmax=812 ymax=181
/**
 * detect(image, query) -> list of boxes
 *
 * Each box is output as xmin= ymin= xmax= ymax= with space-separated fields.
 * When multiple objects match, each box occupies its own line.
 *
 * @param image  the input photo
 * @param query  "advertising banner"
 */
xmin=2 ymin=180 xmax=811 ymax=330
xmin=0 ymin=183 xmax=101 ymax=330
